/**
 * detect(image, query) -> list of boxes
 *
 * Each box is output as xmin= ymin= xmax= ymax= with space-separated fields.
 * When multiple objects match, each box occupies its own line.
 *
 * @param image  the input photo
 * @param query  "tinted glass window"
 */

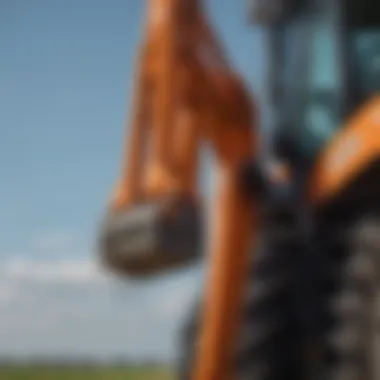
xmin=299 ymin=18 xmax=341 ymax=156
xmin=273 ymin=2 xmax=344 ymax=159
xmin=350 ymin=31 xmax=380 ymax=97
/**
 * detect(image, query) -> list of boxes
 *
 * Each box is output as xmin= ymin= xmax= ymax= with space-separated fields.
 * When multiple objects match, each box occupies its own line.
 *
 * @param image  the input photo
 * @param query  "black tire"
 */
xmin=177 ymin=232 xmax=308 ymax=380
xmin=319 ymin=217 xmax=380 ymax=380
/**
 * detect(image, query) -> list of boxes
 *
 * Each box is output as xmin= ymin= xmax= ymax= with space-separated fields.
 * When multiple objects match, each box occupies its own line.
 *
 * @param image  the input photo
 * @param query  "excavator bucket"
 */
xmin=98 ymin=198 xmax=203 ymax=278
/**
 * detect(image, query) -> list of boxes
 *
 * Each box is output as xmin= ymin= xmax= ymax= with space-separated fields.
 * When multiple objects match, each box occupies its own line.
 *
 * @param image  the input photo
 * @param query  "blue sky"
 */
xmin=0 ymin=0 xmax=266 ymax=361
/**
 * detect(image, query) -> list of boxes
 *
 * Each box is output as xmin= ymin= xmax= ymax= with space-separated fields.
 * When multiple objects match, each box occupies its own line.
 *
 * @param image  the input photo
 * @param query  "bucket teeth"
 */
xmin=98 ymin=199 xmax=203 ymax=277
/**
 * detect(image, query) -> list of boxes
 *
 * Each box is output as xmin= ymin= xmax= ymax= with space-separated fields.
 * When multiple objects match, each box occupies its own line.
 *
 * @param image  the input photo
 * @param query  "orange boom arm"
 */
xmin=112 ymin=0 xmax=256 ymax=207
xmin=99 ymin=1 xmax=258 ymax=380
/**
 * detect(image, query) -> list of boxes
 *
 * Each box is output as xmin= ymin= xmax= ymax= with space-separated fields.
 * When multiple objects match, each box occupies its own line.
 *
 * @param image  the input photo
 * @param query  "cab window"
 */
xmin=300 ymin=17 xmax=341 ymax=156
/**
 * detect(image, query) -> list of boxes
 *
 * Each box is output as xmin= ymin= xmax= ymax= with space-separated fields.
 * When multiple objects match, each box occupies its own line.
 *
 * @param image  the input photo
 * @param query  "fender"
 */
xmin=309 ymin=95 xmax=380 ymax=205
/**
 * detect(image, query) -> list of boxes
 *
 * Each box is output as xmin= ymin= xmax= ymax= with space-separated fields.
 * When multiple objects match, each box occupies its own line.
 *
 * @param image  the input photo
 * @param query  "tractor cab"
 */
xmin=248 ymin=0 xmax=380 ymax=166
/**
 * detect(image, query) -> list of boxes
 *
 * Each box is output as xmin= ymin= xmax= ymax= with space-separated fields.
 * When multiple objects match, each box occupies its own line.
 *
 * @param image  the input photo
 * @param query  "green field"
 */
xmin=0 ymin=366 xmax=174 ymax=380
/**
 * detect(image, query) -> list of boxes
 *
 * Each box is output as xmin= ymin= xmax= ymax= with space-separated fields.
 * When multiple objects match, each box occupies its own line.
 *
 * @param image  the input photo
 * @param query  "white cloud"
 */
xmin=2 ymin=257 xmax=105 ymax=284
xmin=0 ymin=255 xmax=202 ymax=361
xmin=0 ymin=221 xmax=206 ymax=361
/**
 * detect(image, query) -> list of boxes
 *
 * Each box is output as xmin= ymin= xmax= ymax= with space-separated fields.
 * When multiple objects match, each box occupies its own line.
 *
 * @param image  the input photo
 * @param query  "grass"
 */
xmin=0 ymin=365 xmax=174 ymax=380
